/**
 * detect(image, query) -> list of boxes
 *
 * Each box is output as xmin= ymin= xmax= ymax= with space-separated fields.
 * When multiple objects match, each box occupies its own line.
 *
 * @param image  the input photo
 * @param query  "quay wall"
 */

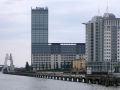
xmin=5 ymin=72 xmax=120 ymax=87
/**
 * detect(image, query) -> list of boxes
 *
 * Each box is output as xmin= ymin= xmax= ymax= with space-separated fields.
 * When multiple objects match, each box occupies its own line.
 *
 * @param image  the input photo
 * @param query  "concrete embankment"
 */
xmin=5 ymin=72 xmax=120 ymax=87
xmin=4 ymin=72 xmax=35 ymax=77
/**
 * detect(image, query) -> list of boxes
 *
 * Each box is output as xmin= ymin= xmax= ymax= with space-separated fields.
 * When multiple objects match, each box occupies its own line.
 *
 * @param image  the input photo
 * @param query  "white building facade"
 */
xmin=86 ymin=13 xmax=120 ymax=73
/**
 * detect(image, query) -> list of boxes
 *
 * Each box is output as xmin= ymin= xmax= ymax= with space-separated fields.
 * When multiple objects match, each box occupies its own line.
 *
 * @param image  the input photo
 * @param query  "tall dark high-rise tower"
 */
xmin=31 ymin=7 xmax=48 ymax=44
xmin=31 ymin=7 xmax=48 ymax=69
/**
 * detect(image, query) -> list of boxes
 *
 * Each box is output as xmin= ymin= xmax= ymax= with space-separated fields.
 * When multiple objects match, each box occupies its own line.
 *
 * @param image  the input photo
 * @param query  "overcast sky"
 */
xmin=0 ymin=0 xmax=119 ymax=67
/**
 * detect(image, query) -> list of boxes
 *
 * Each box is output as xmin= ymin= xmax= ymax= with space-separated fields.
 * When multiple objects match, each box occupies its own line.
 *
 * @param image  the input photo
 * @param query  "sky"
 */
xmin=0 ymin=0 xmax=120 ymax=67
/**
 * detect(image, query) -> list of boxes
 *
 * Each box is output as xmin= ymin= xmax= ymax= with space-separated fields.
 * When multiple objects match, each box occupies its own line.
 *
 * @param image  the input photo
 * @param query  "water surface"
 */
xmin=0 ymin=73 xmax=119 ymax=90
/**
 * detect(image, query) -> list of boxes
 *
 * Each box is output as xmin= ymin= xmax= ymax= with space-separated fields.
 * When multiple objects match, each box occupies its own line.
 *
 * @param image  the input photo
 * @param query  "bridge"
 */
xmin=0 ymin=65 xmax=4 ymax=67
xmin=0 ymin=65 xmax=4 ymax=71
xmin=2 ymin=53 xmax=15 ymax=73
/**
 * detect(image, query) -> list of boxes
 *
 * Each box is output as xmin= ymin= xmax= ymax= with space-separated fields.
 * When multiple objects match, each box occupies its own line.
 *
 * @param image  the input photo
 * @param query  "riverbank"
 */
xmin=3 ymin=71 xmax=120 ymax=87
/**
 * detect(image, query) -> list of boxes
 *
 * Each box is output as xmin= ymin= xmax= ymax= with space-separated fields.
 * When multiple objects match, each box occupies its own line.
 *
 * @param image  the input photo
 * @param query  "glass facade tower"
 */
xmin=31 ymin=7 xmax=48 ymax=44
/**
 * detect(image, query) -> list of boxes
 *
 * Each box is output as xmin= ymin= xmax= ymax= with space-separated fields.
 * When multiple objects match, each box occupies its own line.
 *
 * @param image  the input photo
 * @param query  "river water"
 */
xmin=0 ymin=72 xmax=120 ymax=90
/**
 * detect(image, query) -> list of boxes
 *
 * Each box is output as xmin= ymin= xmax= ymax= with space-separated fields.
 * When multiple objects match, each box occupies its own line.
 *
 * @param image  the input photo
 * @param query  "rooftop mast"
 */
xmin=106 ymin=0 xmax=109 ymax=13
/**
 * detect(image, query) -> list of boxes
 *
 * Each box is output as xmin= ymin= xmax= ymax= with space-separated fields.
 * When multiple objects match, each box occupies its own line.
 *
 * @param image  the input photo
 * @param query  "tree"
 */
xmin=25 ymin=61 xmax=30 ymax=71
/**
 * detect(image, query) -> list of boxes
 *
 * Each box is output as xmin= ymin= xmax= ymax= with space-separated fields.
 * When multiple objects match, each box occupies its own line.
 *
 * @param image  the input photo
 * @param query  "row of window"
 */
xmin=104 ymin=20 xmax=120 ymax=26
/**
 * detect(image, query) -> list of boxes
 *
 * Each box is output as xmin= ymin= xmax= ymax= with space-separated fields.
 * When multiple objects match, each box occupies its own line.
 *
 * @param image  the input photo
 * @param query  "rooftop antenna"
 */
xmin=106 ymin=0 xmax=109 ymax=13
xmin=97 ymin=1 xmax=101 ymax=16
xmin=98 ymin=8 xmax=101 ymax=16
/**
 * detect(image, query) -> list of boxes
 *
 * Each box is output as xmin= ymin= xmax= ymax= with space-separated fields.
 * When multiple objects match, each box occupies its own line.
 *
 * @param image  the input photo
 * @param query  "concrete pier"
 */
xmin=6 ymin=72 xmax=120 ymax=87
xmin=35 ymin=74 xmax=120 ymax=86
